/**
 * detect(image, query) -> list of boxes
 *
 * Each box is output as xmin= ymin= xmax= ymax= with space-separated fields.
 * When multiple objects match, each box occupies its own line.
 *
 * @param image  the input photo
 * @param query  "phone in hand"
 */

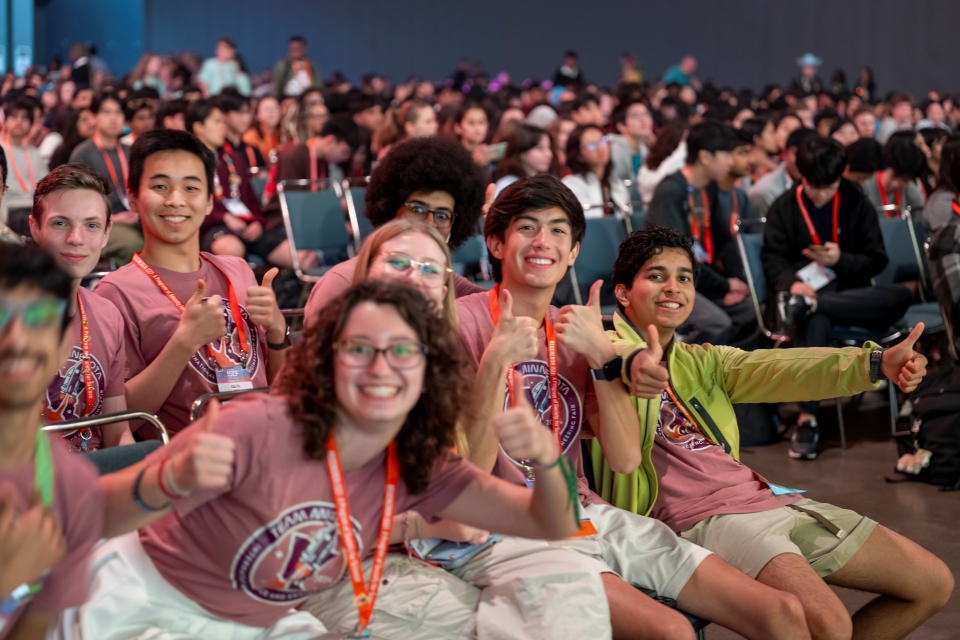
xmin=489 ymin=142 xmax=508 ymax=162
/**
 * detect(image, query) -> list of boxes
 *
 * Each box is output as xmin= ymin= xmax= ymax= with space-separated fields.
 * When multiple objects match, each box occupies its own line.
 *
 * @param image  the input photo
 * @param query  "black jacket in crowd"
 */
xmin=646 ymin=171 xmax=744 ymax=300
xmin=761 ymin=178 xmax=888 ymax=294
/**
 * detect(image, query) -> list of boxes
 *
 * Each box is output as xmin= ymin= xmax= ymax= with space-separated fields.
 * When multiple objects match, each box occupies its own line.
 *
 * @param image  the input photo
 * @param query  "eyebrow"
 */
xmin=645 ymin=265 xmax=694 ymax=274
xmin=517 ymin=213 xmax=570 ymax=226
xmin=48 ymin=214 xmax=104 ymax=224
xmin=408 ymin=199 xmax=453 ymax=211
xmin=148 ymin=173 xmax=204 ymax=183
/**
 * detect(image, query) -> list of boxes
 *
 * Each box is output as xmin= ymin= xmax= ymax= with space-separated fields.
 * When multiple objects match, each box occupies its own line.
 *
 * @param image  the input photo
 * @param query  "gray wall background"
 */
xmin=38 ymin=0 xmax=960 ymax=97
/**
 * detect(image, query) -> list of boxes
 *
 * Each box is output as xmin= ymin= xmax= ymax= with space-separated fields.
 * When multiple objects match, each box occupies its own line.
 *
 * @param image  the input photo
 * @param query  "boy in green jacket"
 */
xmin=595 ymin=224 xmax=953 ymax=640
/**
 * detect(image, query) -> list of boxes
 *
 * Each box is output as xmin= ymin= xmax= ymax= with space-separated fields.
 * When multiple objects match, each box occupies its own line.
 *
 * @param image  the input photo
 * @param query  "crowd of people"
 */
xmin=0 ymin=38 xmax=957 ymax=640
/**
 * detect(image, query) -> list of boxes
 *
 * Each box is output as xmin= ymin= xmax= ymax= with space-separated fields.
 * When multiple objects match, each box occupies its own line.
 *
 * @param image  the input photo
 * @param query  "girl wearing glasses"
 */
xmin=562 ymin=124 xmax=632 ymax=219
xmin=81 ymin=281 xmax=588 ymax=639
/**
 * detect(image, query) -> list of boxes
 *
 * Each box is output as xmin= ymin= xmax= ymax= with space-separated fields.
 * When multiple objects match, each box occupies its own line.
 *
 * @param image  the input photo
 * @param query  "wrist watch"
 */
xmin=267 ymin=324 xmax=292 ymax=350
xmin=869 ymin=348 xmax=886 ymax=384
xmin=591 ymin=356 xmax=623 ymax=382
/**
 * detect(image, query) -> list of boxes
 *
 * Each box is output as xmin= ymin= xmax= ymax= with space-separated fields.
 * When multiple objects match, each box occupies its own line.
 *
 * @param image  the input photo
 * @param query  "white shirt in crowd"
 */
xmin=562 ymin=172 xmax=632 ymax=219
xmin=638 ymin=141 xmax=687 ymax=208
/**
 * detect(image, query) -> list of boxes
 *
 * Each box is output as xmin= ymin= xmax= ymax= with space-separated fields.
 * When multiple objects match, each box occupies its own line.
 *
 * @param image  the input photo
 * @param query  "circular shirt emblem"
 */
xmin=44 ymin=346 xmax=106 ymax=424
xmin=502 ymin=360 xmax=583 ymax=462
xmin=189 ymin=298 xmax=260 ymax=383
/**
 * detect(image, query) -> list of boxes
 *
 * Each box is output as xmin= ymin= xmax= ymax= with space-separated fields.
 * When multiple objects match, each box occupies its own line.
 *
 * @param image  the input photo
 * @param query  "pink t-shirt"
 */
xmin=95 ymin=253 xmax=269 ymax=435
xmin=649 ymin=388 xmax=799 ymax=533
xmin=43 ymin=288 xmax=126 ymax=452
xmin=303 ymin=256 xmax=485 ymax=328
xmin=0 ymin=436 xmax=104 ymax=637
xmin=456 ymin=291 xmax=602 ymax=506
xmin=139 ymin=393 xmax=483 ymax=628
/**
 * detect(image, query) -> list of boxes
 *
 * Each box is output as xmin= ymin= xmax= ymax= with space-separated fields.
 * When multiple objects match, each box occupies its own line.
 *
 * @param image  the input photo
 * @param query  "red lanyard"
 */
xmin=952 ymin=197 xmax=960 ymax=217
xmin=325 ymin=435 xmax=398 ymax=638
xmin=92 ymin=133 xmax=129 ymax=197
xmin=131 ymin=253 xmax=250 ymax=367
xmin=876 ymin=172 xmax=901 ymax=216
xmin=795 ymin=186 xmax=839 ymax=246
xmin=487 ymin=286 xmax=562 ymax=443
xmin=307 ymin=139 xmax=327 ymax=192
xmin=688 ymin=189 xmax=714 ymax=264
xmin=294 ymin=60 xmax=312 ymax=84
xmin=663 ymin=384 xmax=712 ymax=443
xmin=3 ymin=136 xmax=35 ymax=193
xmin=728 ymin=189 xmax=739 ymax=236
xmin=225 ymin=139 xmax=257 ymax=169
xmin=76 ymin=292 xmax=95 ymax=418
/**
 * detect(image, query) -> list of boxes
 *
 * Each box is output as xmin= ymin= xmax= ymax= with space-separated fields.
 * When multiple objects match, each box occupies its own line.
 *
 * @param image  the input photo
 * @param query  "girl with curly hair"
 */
xmin=81 ymin=280 xmax=584 ymax=639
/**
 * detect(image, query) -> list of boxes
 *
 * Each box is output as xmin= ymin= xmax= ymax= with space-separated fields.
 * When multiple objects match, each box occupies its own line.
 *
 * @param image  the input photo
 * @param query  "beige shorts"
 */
xmin=680 ymin=498 xmax=878 ymax=579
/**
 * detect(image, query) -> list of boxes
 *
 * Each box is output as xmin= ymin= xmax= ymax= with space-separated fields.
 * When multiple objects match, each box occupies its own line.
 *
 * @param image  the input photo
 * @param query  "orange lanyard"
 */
xmin=876 ymin=173 xmax=901 ymax=216
xmin=307 ymin=139 xmax=327 ymax=192
xmin=795 ymin=186 xmax=839 ymax=246
xmin=952 ymin=197 xmax=960 ymax=217
xmin=728 ymin=189 xmax=739 ymax=236
xmin=92 ymin=133 xmax=128 ymax=196
xmin=325 ymin=435 xmax=398 ymax=638
xmin=294 ymin=60 xmax=312 ymax=84
xmin=663 ymin=384 xmax=712 ymax=443
xmin=225 ymin=140 xmax=257 ymax=170
xmin=487 ymin=286 xmax=562 ymax=443
xmin=687 ymin=188 xmax=714 ymax=264
xmin=131 ymin=253 xmax=250 ymax=367
xmin=3 ymin=136 xmax=35 ymax=192
xmin=76 ymin=292 xmax=95 ymax=418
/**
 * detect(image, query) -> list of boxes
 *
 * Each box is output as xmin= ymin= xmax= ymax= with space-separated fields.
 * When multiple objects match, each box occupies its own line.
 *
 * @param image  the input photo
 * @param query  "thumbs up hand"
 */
xmin=495 ymin=371 xmax=559 ymax=467
xmin=246 ymin=268 xmax=286 ymax=342
xmin=555 ymin=280 xmax=616 ymax=369
xmin=487 ymin=287 xmax=540 ymax=369
xmin=169 ymin=400 xmax=236 ymax=495
xmin=881 ymin=323 xmax=928 ymax=393
xmin=174 ymin=279 xmax=228 ymax=352
xmin=629 ymin=325 xmax=671 ymax=399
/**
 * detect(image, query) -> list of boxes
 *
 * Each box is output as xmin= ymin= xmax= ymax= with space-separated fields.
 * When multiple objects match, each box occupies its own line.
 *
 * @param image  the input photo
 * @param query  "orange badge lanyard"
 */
xmin=795 ymin=185 xmax=840 ymax=246
xmin=76 ymin=292 xmax=95 ymax=418
xmin=728 ymin=189 xmax=739 ymax=236
xmin=876 ymin=172 xmax=901 ymax=216
xmin=307 ymin=138 xmax=327 ymax=192
xmin=487 ymin=286 xmax=562 ymax=442
xmin=952 ymin=197 xmax=960 ymax=217
xmin=131 ymin=253 xmax=249 ymax=367
xmin=92 ymin=132 xmax=128 ymax=197
xmin=680 ymin=169 xmax=714 ymax=264
xmin=2 ymin=135 xmax=35 ymax=192
xmin=663 ymin=384 xmax=712 ymax=443
xmin=325 ymin=435 xmax=398 ymax=638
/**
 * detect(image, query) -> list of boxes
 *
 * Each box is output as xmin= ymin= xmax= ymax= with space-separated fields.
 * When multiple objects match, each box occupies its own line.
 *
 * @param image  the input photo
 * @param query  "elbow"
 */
xmin=544 ymin=518 xmax=580 ymax=541
xmin=607 ymin=449 xmax=642 ymax=475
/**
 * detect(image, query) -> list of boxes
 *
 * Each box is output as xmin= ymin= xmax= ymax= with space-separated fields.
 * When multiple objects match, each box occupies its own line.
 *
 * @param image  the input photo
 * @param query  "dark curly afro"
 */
xmin=365 ymin=136 xmax=487 ymax=251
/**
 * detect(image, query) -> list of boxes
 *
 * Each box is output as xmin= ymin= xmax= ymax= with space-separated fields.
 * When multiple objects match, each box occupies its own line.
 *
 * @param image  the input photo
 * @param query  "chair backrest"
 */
xmin=627 ymin=211 xmax=646 ymax=234
xmin=876 ymin=216 xmax=922 ymax=285
xmin=345 ymin=185 xmax=374 ymax=240
xmin=44 ymin=410 xmax=170 ymax=444
xmin=452 ymin=234 xmax=486 ymax=276
xmin=279 ymin=181 xmax=350 ymax=259
xmin=251 ymin=177 xmax=268 ymax=200
xmin=738 ymin=232 xmax=768 ymax=305
xmin=573 ymin=216 xmax=628 ymax=300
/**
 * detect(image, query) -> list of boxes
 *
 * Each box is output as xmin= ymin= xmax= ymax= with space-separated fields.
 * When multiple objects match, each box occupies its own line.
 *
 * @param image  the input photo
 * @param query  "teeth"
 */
xmin=360 ymin=386 xmax=399 ymax=398
xmin=162 ymin=216 xmax=187 ymax=223
xmin=659 ymin=302 xmax=681 ymax=308
xmin=527 ymin=258 xmax=552 ymax=265
xmin=0 ymin=358 xmax=39 ymax=373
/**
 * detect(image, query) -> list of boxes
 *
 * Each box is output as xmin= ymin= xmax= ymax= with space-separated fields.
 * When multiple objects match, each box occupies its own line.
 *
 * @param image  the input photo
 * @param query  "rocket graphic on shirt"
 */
xmin=657 ymin=390 xmax=713 ymax=451
xmin=188 ymin=297 xmax=261 ymax=385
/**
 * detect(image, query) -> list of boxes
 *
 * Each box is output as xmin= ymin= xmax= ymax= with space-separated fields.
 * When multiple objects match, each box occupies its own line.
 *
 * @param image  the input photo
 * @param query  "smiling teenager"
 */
xmin=77 ymin=281 xmax=580 ymax=639
xmin=93 ymin=129 xmax=289 ymax=435
xmin=29 ymin=164 xmax=133 ymax=451
xmin=457 ymin=175 xmax=809 ymax=640
xmin=599 ymin=225 xmax=951 ymax=640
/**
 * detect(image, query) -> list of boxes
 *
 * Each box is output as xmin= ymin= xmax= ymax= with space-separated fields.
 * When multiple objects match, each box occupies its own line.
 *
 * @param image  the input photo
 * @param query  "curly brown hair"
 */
xmin=275 ymin=280 xmax=468 ymax=494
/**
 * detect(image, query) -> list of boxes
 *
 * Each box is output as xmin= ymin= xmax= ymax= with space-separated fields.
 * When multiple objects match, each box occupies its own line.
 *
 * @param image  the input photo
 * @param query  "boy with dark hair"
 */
xmin=94 ymin=129 xmax=289 ymax=435
xmin=216 ymin=91 xmax=265 ymax=169
xmin=610 ymin=101 xmax=653 ymax=190
xmin=740 ymin=116 xmax=780 ymax=189
xmin=843 ymin=137 xmax=883 ymax=185
xmin=459 ymin=174 xmax=809 ymax=640
xmin=877 ymin=93 xmax=914 ymax=144
xmin=272 ymin=35 xmax=322 ymax=98
xmin=601 ymin=224 xmax=951 ymax=640
xmin=0 ymin=243 xmax=105 ymax=637
xmin=748 ymin=126 xmax=817 ymax=218
xmin=862 ymin=133 xmax=927 ymax=215
xmin=29 ymin=164 xmax=133 ymax=450
xmin=762 ymin=136 xmax=913 ymax=459
xmin=120 ymin=91 xmax=156 ymax=147
xmin=1 ymin=97 xmax=50 ymax=223
xmin=570 ymin=94 xmax=604 ymax=126
xmin=648 ymin=121 xmax=755 ymax=346
xmin=156 ymin=99 xmax=187 ymax=131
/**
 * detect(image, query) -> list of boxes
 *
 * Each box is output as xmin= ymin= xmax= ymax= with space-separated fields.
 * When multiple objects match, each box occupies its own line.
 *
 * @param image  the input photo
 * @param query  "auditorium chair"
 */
xmin=190 ymin=387 xmax=271 ymax=422
xmin=452 ymin=235 xmax=495 ymax=290
xmin=342 ymin=177 xmax=373 ymax=250
xmin=277 ymin=179 xmax=353 ymax=287
xmin=44 ymin=411 xmax=170 ymax=475
xmin=568 ymin=212 xmax=626 ymax=317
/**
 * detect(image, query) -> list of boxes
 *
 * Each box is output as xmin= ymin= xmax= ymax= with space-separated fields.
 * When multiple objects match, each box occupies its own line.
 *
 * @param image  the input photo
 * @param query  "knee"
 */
xmin=763 ymin=592 xmax=811 ymax=639
xmin=211 ymin=234 xmax=246 ymax=257
xmin=915 ymin=556 xmax=954 ymax=614
xmin=806 ymin=602 xmax=852 ymax=640
xmin=645 ymin=612 xmax=696 ymax=640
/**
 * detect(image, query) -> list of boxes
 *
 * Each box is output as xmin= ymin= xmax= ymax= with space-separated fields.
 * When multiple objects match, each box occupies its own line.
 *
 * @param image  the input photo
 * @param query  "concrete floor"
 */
xmin=706 ymin=390 xmax=960 ymax=640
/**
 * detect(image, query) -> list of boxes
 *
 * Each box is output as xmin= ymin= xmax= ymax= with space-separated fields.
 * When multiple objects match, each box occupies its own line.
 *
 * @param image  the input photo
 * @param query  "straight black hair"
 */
xmin=796 ymin=136 xmax=846 ymax=187
xmin=128 ymin=129 xmax=216 ymax=197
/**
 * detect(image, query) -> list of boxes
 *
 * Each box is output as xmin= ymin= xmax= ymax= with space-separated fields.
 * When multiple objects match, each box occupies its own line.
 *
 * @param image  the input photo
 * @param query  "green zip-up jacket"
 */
xmin=590 ymin=310 xmax=881 ymax=517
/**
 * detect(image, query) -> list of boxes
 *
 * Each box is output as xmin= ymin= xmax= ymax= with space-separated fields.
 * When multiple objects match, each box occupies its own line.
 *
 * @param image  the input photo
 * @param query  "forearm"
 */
xmin=525 ymin=457 xmax=580 ymax=539
xmin=125 ymin=334 xmax=195 ymax=415
xmin=101 ymin=395 xmax=133 ymax=448
xmin=590 ymin=381 xmax=642 ymax=474
xmin=99 ymin=461 xmax=173 ymax=538
xmin=7 ymin=607 xmax=53 ymax=640
xmin=461 ymin=353 xmax=509 ymax=473
xmin=265 ymin=344 xmax=289 ymax=382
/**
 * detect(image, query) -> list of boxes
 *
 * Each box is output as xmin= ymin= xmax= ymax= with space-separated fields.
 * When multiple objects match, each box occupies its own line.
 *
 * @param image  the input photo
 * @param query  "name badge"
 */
xmin=215 ymin=364 xmax=254 ymax=392
xmin=223 ymin=198 xmax=254 ymax=221
xmin=767 ymin=482 xmax=807 ymax=496
xmin=692 ymin=241 xmax=708 ymax=264
xmin=795 ymin=261 xmax=836 ymax=291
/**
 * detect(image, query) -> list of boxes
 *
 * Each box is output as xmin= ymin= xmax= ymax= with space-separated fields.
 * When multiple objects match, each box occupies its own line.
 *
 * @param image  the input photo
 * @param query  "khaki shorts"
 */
xmin=679 ymin=498 xmax=877 ymax=579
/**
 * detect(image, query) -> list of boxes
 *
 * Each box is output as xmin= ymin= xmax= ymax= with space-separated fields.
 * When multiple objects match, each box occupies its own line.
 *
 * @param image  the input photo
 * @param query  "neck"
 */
xmin=682 ymin=164 xmax=709 ymax=189
xmin=624 ymin=134 xmax=641 ymax=153
xmin=201 ymin=139 xmax=217 ymax=153
xmin=500 ymin=275 xmax=554 ymax=322
xmin=332 ymin=414 xmax=403 ymax=472
xmin=0 ymin=402 xmax=42 ymax=469
xmin=97 ymin=131 xmax=117 ymax=147
xmin=141 ymin=234 xmax=202 ymax=272
xmin=225 ymin=131 xmax=242 ymax=146
xmin=462 ymin=139 xmax=479 ymax=152
xmin=750 ymin=147 xmax=776 ymax=170
xmin=8 ymin=133 xmax=24 ymax=146
xmin=590 ymin=165 xmax=605 ymax=180
xmin=624 ymin=307 xmax=672 ymax=352
xmin=69 ymin=279 xmax=82 ymax=315
xmin=929 ymin=159 xmax=939 ymax=177
xmin=881 ymin=169 xmax=897 ymax=192
xmin=717 ymin=174 xmax=737 ymax=191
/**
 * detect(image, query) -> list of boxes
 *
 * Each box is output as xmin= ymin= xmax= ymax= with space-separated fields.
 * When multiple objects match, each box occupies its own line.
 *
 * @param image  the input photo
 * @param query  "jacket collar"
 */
xmin=613 ymin=308 xmax=675 ymax=361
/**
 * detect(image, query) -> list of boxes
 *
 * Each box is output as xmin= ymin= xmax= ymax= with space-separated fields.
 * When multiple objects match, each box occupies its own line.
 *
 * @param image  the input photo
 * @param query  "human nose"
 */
xmin=65 ymin=224 xmax=84 ymax=245
xmin=366 ymin=349 xmax=394 ymax=375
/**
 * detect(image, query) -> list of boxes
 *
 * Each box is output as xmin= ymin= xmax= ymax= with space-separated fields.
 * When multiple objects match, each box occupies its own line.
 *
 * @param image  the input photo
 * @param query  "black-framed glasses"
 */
xmin=403 ymin=201 xmax=455 ymax=231
xmin=378 ymin=252 xmax=451 ymax=287
xmin=334 ymin=340 xmax=428 ymax=369
xmin=0 ymin=299 xmax=67 ymax=332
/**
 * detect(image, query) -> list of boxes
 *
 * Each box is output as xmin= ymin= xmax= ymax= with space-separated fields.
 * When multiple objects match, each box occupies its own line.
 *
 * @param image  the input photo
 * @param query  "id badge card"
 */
xmin=223 ymin=198 xmax=254 ymax=221
xmin=216 ymin=364 xmax=254 ymax=392
xmin=692 ymin=241 xmax=708 ymax=264
xmin=767 ymin=482 xmax=806 ymax=496
xmin=795 ymin=261 xmax=836 ymax=291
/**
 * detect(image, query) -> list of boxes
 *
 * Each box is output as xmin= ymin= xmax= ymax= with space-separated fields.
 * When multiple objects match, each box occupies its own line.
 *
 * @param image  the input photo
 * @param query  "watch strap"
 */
xmin=869 ymin=348 xmax=886 ymax=384
xmin=267 ymin=323 xmax=292 ymax=350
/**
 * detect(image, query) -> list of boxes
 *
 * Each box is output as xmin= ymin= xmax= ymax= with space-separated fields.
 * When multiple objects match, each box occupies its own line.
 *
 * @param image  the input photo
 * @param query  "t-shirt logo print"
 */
xmin=657 ymin=391 xmax=712 ymax=451
xmin=232 ymin=502 xmax=361 ymax=605
xmin=189 ymin=298 xmax=260 ymax=383
xmin=44 ymin=347 xmax=106 ymax=423
xmin=503 ymin=359 xmax=582 ymax=456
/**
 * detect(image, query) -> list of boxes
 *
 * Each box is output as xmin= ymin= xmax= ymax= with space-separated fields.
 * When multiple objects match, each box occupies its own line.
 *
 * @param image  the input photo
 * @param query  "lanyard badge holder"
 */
xmin=92 ymin=133 xmax=130 ymax=210
xmin=132 ymin=253 xmax=254 ymax=392
xmin=685 ymin=185 xmax=714 ymax=265
xmin=794 ymin=186 xmax=839 ymax=291
xmin=218 ymin=152 xmax=254 ymax=220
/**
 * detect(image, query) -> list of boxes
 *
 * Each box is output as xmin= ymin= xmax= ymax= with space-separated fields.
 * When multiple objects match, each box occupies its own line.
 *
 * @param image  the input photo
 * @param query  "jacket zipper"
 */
xmin=689 ymin=396 xmax=732 ymax=455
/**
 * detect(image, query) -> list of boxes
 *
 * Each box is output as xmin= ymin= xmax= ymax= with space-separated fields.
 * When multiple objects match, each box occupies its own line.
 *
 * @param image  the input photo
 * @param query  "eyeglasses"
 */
xmin=334 ymin=340 xmax=428 ymax=369
xmin=378 ymin=252 xmax=451 ymax=287
xmin=582 ymin=136 xmax=610 ymax=152
xmin=0 ymin=299 xmax=67 ymax=332
xmin=402 ymin=201 xmax=455 ymax=231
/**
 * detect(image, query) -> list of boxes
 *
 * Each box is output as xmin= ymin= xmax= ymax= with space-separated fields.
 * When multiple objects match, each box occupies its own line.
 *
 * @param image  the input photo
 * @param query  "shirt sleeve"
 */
xmin=453 ymin=273 xmax=484 ymax=297
xmin=104 ymin=303 xmax=128 ymax=399
xmin=94 ymin=281 xmax=146 ymax=380
xmin=303 ymin=265 xmax=354 ymax=328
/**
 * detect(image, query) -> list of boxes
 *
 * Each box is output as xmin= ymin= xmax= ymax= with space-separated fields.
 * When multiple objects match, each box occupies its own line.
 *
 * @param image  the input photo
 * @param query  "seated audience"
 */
xmin=492 ymin=123 xmax=558 ymax=196
xmin=242 ymin=95 xmax=282 ymax=162
xmin=762 ymin=136 xmax=914 ymax=459
xmin=648 ymin=121 xmax=755 ymax=346
xmin=547 ymin=114 xmax=577 ymax=172
xmin=862 ymin=132 xmax=927 ymax=215
xmin=94 ymin=129 xmax=289 ymax=435
xmin=829 ymin=119 xmax=860 ymax=147
xmin=79 ymin=280 xmax=587 ymax=638
xmin=120 ymin=91 xmax=156 ymax=146
xmin=600 ymin=224 xmax=952 ymax=640
xmin=852 ymin=106 xmax=878 ymax=140
xmin=29 ymin=164 xmax=134 ymax=450
xmin=609 ymin=100 xmax=654 ymax=193
xmin=0 ymin=244 xmax=104 ymax=638
xmin=129 ymin=53 xmax=166 ymax=97
xmin=638 ymin=122 xmax=688 ymax=208
xmin=922 ymin=133 xmax=960 ymax=233
xmin=272 ymin=35 xmax=321 ymax=98
xmin=843 ymin=137 xmax=883 ymax=185
xmin=569 ymin=94 xmax=605 ymax=127
xmin=918 ymin=126 xmax=948 ymax=198
xmin=562 ymin=124 xmax=632 ymax=218
xmin=1 ymin=97 xmax=50 ymax=225
xmin=155 ymin=98 xmax=187 ymax=131
xmin=740 ymin=116 xmax=780 ymax=189
xmin=877 ymin=93 xmax=915 ymax=144
xmin=458 ymin=174 xmax=809 ymax=639
xmin=304 ymin=135 xmax=488 ymax=324
xmin=348 ymin=93 xmax=384 ymax=176
xmin=373 ymin=98 xmax=437 ymax=160
xmin=749 ymin=126 xmax=817 ymax=218
xmin=453 ymin=102 xmax=497 ymax=166
xmin=217 ymin=91 xmax=266 ymax=169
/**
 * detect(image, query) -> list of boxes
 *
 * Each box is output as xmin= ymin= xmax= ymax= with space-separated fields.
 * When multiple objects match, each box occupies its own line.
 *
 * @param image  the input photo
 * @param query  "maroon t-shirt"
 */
xmin=43 ymin=287 xmax=126 ymax=451
xmin=456 ymin=291 xmax=603 ymax=506
xmin=0 ymin=436 xmax=104 ymax=637
xmin=139 ymin=393 xmax=483 ymax=628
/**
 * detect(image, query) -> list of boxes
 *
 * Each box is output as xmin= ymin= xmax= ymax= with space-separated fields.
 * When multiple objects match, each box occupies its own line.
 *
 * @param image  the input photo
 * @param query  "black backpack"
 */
xmin=894 ymin=365 xmax=960 ymax=489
